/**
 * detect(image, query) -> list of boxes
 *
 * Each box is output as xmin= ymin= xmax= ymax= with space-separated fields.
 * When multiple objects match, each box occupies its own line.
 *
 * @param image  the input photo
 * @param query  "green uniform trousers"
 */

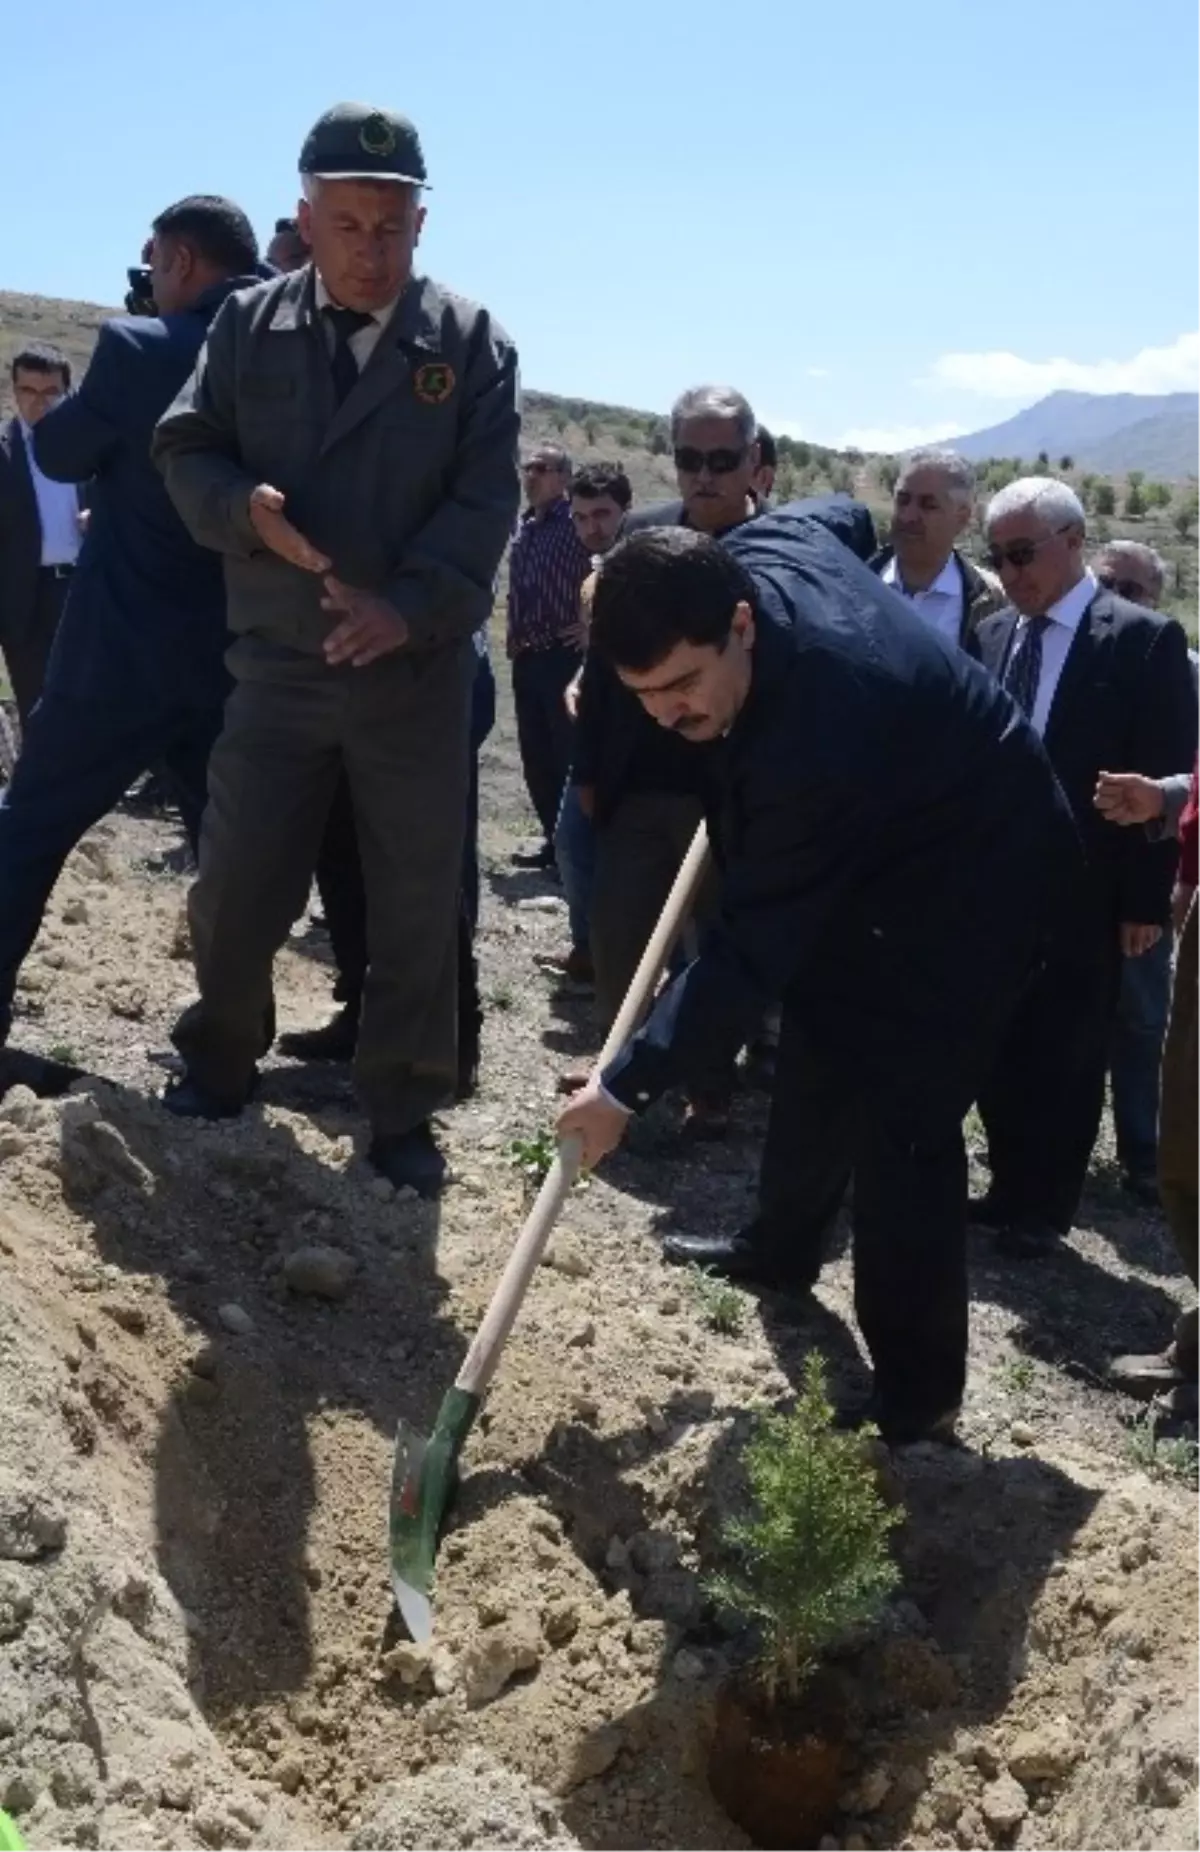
xmin=173 ymin=638 xmax=472 ymax=1136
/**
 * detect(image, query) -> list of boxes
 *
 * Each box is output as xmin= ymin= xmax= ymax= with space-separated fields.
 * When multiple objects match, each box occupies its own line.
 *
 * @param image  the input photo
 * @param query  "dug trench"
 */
xmin=0 ymin=666 xmax=1196 ymax=1852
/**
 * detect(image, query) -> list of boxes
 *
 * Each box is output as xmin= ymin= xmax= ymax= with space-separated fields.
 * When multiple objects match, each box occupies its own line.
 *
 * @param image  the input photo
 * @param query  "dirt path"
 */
xmin=0 ymin=663 xmax=1195 ymax=1852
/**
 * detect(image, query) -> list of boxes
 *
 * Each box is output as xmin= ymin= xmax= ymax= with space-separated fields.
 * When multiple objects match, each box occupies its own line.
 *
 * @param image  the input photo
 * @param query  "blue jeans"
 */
xmin=554 ymin=780 xmax=595 ymax=954
xmin=1110 ymin=932 xmax=1173 ymax=1176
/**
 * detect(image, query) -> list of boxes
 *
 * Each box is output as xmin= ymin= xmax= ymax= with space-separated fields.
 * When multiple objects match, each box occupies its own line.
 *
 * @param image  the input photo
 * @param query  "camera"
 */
xmin=124 ymin=265 xmax=156 ymax=317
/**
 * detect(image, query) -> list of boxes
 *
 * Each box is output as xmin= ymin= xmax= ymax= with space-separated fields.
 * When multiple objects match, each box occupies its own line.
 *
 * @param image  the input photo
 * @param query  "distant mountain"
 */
xmin=950 ymin=390 xmax=1198 ymax=479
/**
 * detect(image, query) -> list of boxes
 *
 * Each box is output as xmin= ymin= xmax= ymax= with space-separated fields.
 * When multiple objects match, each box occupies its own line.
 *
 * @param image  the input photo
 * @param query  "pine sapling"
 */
xmin=708 ymin=1352 xmax=903 ymax=1705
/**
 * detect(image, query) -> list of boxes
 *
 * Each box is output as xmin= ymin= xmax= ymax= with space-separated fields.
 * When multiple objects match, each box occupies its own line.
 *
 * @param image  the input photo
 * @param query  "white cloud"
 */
xmin=834 ymin=420 xmax=963 ymax=454
xmin=922 ymin=330 xmax=1199 ymax=400
xmin=805 ymin=366 xmax=831 ymax=379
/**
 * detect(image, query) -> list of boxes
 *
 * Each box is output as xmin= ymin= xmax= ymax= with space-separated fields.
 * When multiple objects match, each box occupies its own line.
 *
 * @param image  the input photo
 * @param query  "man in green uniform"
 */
xmin=153 ymin=102 xmax=520 ymax=1193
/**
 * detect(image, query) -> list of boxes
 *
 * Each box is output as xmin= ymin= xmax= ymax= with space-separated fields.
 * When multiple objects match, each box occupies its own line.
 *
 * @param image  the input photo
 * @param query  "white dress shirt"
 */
xmin=20 ymin=420 xmax=80 ymax=567
xmin=1009 ymin=569 xmax=1097 ymax=739
xmin=881 ymin=551 xmax=964 ymax=645
xmin=313 ymin=273 xmax=400 ymax=373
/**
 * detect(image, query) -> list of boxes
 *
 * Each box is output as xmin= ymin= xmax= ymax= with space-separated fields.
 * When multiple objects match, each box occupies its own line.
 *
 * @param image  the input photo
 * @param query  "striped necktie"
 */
xmin=1005 ymin=614 xmax=1050 ymax=717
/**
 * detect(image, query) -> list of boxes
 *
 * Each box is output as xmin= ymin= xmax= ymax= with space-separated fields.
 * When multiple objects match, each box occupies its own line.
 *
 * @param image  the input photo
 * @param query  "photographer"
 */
xmin=0 ymin=195 xmax=261 ymax=1064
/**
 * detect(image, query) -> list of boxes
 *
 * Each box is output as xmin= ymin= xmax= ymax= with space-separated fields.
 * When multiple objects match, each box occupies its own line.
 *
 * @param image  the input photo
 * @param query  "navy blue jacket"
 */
xmin=573 ymin=495 xmax=877 ymax=821
xmin=603 ymin=505 xmax=1081 ymax=1126
xmin=33 ymin=276 xmax=260 ymax=703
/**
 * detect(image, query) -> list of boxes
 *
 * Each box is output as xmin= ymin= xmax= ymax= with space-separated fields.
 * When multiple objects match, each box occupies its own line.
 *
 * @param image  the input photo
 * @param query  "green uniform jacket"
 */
xmin=151 ymin=266 xmax=520 ymax=656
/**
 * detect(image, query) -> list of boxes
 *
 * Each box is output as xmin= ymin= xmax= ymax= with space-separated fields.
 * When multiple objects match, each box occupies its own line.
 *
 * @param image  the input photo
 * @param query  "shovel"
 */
xmin=389 ymin=820 xmax=712 ymax=1640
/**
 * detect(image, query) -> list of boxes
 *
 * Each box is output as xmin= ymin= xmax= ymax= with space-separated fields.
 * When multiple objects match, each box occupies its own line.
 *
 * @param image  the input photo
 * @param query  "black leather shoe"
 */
xmin=368 ymin=1123 xmax=447 ymax=1198
xmin=277 ymin=1005 xmax=359 ymax=1062
xmin=995 ymin=1218 xmax=1062 ymax=1260
xmin=659 ymin=1226 xmax=813 ymax=1293
xmin=162 ymin=1076 xmax=247 ymax=1121
xmin=838 ymin=1397 xmax=961 ymax=1448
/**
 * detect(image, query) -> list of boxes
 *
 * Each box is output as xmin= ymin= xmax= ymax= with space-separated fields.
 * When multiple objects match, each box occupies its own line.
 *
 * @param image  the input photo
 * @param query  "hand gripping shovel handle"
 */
xmin=455 ymin=820 xmax=711 ymax=1401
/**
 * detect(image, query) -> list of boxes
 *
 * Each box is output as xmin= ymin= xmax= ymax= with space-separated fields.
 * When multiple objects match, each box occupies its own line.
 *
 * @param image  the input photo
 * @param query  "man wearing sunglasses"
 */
xmin=507 ymin=444 xmax=591 ymax=871
xmin=870 ymin=449 xmax=1004 ymax=652
xmin=972 ymin=479 xmax=1196 ymax=1258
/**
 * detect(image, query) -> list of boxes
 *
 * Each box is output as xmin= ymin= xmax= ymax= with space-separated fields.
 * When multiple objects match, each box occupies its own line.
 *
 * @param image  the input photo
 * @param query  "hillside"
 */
xmin=952 ymin=390 xmax=1199 ymax=479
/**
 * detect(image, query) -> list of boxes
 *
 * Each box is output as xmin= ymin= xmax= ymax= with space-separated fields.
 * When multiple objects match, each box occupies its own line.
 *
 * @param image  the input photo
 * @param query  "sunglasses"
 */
xmin=1097 ymin=572 xmax=1149 ymax=602
xmin=985 ymin=524 xmax=1073 ymax=573
xmin=522 ymin=459 xmax=561 ymax=476
xmin=674 ymin=445 xmax=747 ymax=476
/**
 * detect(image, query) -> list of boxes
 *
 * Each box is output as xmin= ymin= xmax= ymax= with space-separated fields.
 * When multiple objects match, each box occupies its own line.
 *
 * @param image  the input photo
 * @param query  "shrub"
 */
xmin=1093 ymin=482 xmax=1116 ymax=516
xmin=1125 ymin=483 xmax=1147 ymax=519
xmin=708 ymin=1353 xmax=902 ymax=1705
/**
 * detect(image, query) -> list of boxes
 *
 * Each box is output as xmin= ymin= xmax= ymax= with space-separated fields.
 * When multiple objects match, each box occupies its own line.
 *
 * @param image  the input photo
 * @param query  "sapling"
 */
xmin=709 ymin=1352 xmax=903 ymax=1704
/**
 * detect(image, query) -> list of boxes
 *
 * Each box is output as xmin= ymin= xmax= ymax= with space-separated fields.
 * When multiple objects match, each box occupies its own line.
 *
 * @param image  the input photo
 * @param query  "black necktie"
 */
xmin=1005 ymin=614 xmax=1050 ymax=718
xmin=322 ymin=305 xmax=374 ymax=404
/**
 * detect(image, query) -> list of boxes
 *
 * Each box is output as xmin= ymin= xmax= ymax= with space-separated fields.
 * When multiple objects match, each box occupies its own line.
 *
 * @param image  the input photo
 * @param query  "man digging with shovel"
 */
xmin=557 ymin=507 xmax=1082 ymax=1447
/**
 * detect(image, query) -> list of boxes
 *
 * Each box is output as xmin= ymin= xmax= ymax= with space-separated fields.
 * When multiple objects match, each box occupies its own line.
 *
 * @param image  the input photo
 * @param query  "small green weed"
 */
xmin=505 ymin=1130 xmax=558 ymax=1193
xmin=489 ymin=983 xmax=515 ymax=1011
xmin=994 ymin=1356 xmax=1036 ymax=1396
xmin=687 ymin=1263 xmax=748 ymax=1337
xmin=46 ymin=1042 xmax=78 ymax=1066
xmin=1125 ymin=1410 xmax=1199 ymax=1487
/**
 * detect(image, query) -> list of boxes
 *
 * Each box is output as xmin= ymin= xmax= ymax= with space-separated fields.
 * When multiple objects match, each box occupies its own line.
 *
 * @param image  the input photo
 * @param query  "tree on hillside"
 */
xmin=1093 ymin=482 xmax=1116 ymax=516
xmin=1145 ymin=481 xmax=1172 ymax=509
xmin=1124 ymin=482 xmax=1147 ymax=518
xmin=1172 ymin=493 xmax=1198 ymax=539
xmin=1059 ymin=455 xmax=1074 ymax=472
xmin=1035 ymin=450 xmax=1050 ymax=470
xmin=876 ymin=459 xmax=901 ymax=494
xmin=550 ymin=409 xmax=569 ymax=435
xmin=1126 ymin=469 xmax=1146 ymax=490
xmin=584 ymin=419 xmax=598 ymax=445
xmin=1079 ymin=473 xmax=1098 ymax=507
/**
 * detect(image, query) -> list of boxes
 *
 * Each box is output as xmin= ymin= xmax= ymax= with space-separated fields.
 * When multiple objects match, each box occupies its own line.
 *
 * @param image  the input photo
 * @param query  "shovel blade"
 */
xmin=388 ymin=1386 xmax=480 ymax=1641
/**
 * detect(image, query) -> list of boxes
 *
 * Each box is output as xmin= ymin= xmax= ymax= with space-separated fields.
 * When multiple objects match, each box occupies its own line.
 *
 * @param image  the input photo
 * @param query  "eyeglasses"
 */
xmin=985 ymin=525 xmax=1072 ymax=572
xmin=674 ymin=445 xmax=747 ymax=476
xmin=1097 ymin=571 xmax=1150 ymax=602
xmin=522 ymin=459 xmax=559 ymax=476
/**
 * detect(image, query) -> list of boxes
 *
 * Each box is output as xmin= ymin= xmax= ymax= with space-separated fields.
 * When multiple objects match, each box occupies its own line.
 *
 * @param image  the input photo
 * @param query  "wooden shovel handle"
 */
xmin=454 ymin=821 xmax=711 ymax=1400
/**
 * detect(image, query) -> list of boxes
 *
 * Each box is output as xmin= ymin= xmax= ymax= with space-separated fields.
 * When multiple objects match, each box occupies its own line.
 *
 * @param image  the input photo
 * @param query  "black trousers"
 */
xmin=2 ymin=570 xmax=70 ymax=727
xmin=756 ymin=1010 xmax=970 ymax=1424
xmin=511 ymin=643 xmax=580 ymax=845
xmin=978 ymin=922 xmax=1122 ymax=1231
xmin=0 ymin=688 xmax=221 ymax=1039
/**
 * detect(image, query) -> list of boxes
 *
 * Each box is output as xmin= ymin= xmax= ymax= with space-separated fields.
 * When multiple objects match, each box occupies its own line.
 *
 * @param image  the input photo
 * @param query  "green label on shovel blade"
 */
xmin=0 ymin=1810 xmax=27 ymax=1850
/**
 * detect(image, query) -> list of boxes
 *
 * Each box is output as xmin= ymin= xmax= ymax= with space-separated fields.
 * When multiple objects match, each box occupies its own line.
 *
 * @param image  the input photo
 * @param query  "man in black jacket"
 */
xmin=869 ymin=448 xmax=1004 ymax=652
xmin=558 ymin=509 xmax=1080 ymax=1444
xmin=973 ymin=478 xmax=1196 ymax=1255
xmin=0 ymin=197 xmax=261 ymax=1059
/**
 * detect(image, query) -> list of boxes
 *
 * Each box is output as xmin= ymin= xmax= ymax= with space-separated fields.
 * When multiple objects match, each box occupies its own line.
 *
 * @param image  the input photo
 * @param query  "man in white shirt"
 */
xmin=0 ymin=344 xmax=82 ymax=723
xmin=871 ymin=448 xmax=1004 ymax=651
xmin=971 ymin=477 xmax=1196 ymax=1256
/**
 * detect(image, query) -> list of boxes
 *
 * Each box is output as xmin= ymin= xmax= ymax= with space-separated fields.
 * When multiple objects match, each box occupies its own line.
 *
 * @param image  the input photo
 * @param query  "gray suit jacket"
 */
xmin=152 ymin=267 xmax=520 ymax=657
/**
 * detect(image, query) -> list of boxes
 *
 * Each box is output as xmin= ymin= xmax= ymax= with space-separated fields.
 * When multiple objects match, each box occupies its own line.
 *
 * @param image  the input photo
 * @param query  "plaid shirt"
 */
xmin=506 ymin=496 xmax=591 ymax=657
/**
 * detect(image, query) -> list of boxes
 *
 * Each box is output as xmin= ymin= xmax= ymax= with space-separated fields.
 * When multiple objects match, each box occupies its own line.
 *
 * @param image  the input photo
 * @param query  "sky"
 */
xmin=1 ymin=0 xmax=1196 ymax=450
